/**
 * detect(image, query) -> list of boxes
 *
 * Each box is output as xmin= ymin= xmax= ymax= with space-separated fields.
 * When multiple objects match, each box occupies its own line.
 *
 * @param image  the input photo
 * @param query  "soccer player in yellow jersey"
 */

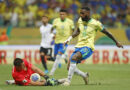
xmin=62 ymin=7 xmax=123 ymax=86
xmin=49 ymin=9 xmax=74 ymax=75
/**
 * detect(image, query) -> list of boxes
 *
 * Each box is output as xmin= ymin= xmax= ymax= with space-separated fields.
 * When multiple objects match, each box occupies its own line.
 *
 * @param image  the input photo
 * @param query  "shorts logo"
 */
xmin=81 ymin=48 xmax=88 ymax=52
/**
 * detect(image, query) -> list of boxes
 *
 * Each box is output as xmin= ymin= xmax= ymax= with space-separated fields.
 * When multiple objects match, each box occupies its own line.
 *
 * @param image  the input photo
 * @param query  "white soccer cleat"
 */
xmin=62 ymin=79 xmax=70 ymax=86
xmin=6 ymin=80 xmax=15 ymax=85
xmin=58 ymin=78 xmax=68 ymax=84
xmin=83 ymin=72 xmax=89 ymax=85
xmin=49 ymin=72 xmax=54 ymax=76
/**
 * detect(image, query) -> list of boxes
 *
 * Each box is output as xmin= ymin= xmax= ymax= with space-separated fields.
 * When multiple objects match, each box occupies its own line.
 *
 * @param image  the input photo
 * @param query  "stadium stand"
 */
xmin=0 ymin=0 xmax=129 ymax=28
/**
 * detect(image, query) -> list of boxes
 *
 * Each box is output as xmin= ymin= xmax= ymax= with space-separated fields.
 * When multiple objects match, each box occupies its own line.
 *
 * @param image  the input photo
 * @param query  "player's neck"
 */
xmin=43 ymin=23 xmax=48 ymax=26
xmin=60 ymin=18 xmax=66 ymax=22
xmin=84 ymin=17 xmax=91 ymax=22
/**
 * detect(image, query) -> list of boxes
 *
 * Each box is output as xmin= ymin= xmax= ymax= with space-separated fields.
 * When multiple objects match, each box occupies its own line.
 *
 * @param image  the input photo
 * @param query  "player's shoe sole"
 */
xmin=83 ymin=72 xmax=89 ymax=85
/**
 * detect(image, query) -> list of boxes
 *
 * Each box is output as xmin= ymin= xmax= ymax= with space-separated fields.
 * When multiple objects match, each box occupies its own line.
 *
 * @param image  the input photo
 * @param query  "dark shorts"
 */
xmin=40 ymin=47 xmax=53 ymax=56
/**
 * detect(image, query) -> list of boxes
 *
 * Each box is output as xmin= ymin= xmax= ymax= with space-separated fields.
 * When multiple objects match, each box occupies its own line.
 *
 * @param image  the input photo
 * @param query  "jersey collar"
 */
xmin=83 ymin=18 xmax=92 ymax=25
xmin=60 ymin=18 xmax=66 ymax=22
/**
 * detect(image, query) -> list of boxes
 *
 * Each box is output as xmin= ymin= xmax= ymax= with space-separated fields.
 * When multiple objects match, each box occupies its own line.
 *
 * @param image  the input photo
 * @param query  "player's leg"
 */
xmin=74 ymin=67 xmax=89 ymax=85
xmin=66 ymin=51 xmax=82 ymax=85
xmin=56 ymin=43 xmax=68 ymax=67
xmin=54 ymin=44 xmax=59 ymax=60
xmin=63 ymin=47 xmax=93 ymax=85
xmin=49 ymin=44 xmax=60 ymax=75
xmin=49 ymin=52 xmax=63 ymax=75
xmin=59 ymin=44 xmax=68 ymax=67
xmin=61 ymin=52 xmax=68 ymax=64
xmin=40 ymin=47 xmax=48 ymax=74
xmin=74 ymin=47 xmax=93 ymax=85
xmin=62 ymin=48 xmax=82 ymax=85
xmin=46 ymin=48 xmax=55 ymax=61
xmin=49 ymin=44 xmax=67 ymax=75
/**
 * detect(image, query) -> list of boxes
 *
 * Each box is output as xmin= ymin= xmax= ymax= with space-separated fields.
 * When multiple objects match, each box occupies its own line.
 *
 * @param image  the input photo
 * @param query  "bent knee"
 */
xmin=71 ymin=52 xmax=82 ymax=61
xmin=71 ymin=55 xmax=78 ymax=61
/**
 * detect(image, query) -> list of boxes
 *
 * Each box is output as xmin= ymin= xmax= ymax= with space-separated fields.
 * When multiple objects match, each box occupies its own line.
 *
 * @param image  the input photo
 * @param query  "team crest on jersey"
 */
xmin=61 ymin=25 xmax=64 ymax=29
xmin=84 ymin=26 xmax=87 ymax=30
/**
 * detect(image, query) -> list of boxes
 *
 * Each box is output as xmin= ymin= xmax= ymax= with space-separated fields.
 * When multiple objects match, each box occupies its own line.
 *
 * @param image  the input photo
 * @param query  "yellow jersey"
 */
xmin=75 ymin=18 xmax=104 ymax=51
xmin=53 ymin=18 xmax=74 ymax=44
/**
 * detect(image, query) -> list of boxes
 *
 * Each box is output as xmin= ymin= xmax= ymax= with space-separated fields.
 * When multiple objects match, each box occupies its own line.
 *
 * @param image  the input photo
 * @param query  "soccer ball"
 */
xmin=30 ymin=73 xmax=41 ymax=82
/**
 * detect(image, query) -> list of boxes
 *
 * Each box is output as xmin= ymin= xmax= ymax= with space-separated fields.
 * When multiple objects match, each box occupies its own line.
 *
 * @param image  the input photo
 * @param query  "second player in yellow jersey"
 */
xmin=53 ymin=17 xmax=74 ymax=44
xmin=50 ymin=9 xmax=74 ymax=76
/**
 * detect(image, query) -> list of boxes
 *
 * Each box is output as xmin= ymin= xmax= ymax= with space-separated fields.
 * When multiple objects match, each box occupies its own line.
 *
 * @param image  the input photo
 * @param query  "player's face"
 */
xmin=42 ymin=17 xmax=48 ymax=24
xmin=16 ymin=62 xmax=25 ymax=71
xmin=80 ymin=9 xmax=90 ymax=21
xmin=60 ymin=12 xmax=67 ymax=20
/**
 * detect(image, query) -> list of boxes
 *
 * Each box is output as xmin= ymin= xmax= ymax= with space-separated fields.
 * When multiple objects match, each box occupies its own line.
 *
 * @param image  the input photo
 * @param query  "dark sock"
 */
xmin=41 ymin=55 xmax=48 ymax=70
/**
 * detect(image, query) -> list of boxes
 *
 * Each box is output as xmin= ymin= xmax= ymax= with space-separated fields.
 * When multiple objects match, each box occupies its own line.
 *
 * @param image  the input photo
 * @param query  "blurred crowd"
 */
xmin=0 ymin=0 xmax=130 ymax=28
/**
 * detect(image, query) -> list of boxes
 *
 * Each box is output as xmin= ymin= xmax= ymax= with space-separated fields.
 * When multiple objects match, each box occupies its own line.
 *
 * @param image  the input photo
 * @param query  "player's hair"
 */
xmin=60 ymin=9 xmax=67 ymax=13
xmin=81 ymin=6 xmax=90 ymax=11
xmin=13 ymin=58 xmax=23 ymax=66
xmin=42 ymin=15 xmax=48 ymax=18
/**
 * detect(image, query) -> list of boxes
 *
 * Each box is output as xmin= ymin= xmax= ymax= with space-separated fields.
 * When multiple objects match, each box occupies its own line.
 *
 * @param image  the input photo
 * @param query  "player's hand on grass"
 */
xmin=116 ymin=42 xmax=123 ymax=48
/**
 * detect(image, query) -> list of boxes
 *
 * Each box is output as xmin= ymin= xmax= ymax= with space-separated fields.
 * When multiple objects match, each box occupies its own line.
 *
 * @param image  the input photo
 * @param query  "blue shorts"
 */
xmin=70 ymin=46 xmax=93 ymax=63
xmin=54 ymin=43 xmax=68 ymax=56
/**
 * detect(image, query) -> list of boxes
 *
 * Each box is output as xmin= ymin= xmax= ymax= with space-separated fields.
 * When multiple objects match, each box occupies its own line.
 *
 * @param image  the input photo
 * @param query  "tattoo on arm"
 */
xmin=72 ymin=28 xmax=80 ymax=38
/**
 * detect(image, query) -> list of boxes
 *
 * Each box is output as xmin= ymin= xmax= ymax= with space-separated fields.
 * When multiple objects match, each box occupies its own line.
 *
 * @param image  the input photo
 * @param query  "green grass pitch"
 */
xmin=0 ymin=64 xmax=130 ymax=90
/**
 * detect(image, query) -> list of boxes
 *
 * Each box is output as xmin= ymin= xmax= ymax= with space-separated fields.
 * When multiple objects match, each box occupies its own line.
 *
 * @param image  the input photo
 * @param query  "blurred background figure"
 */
xmin=39 ymin=15 xmax=55 ymax=74
xmin=0 ymin=0 xmax=129 ymax=28
xmin=0 ymin=30 xmax=8 ymax=45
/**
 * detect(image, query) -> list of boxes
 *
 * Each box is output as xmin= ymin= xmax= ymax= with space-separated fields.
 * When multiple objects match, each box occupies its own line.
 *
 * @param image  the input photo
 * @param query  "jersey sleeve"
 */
xmin=23 ymin=59 xmax=32 ymax=68
xmin=96 ymin=21 xmax=104 ymax=31
xmin=13 ymin=73 xmax=30 ymax=86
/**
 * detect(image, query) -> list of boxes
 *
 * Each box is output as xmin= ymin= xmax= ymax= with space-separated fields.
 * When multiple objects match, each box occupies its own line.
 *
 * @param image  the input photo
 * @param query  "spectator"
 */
xmin=10 ymin=9 xmax=18 ymax=27
xmin=0 ymin=30 xmax=8 ymax=45
xmin=0 ymin=0 xmax=129 ymax=28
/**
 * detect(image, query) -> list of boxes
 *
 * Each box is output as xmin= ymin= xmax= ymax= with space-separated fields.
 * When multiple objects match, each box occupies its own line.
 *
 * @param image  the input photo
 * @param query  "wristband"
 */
xmin=65 ymin=36 xmax=72 ymax=43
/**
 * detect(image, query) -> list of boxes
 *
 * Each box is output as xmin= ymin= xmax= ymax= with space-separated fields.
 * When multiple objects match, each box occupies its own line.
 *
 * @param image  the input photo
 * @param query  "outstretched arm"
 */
xmin=31 ymin=65 xmax=49 ymax=80
xmin=64 ymin=28 xmax=80 ymax=45
xmin=29 ymin=80 xmax=46 ymax=86
xmin=101 ymin=29 xmax=123 ymax=48
xmin=31 ymin=65 xmax=45 ymax=77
